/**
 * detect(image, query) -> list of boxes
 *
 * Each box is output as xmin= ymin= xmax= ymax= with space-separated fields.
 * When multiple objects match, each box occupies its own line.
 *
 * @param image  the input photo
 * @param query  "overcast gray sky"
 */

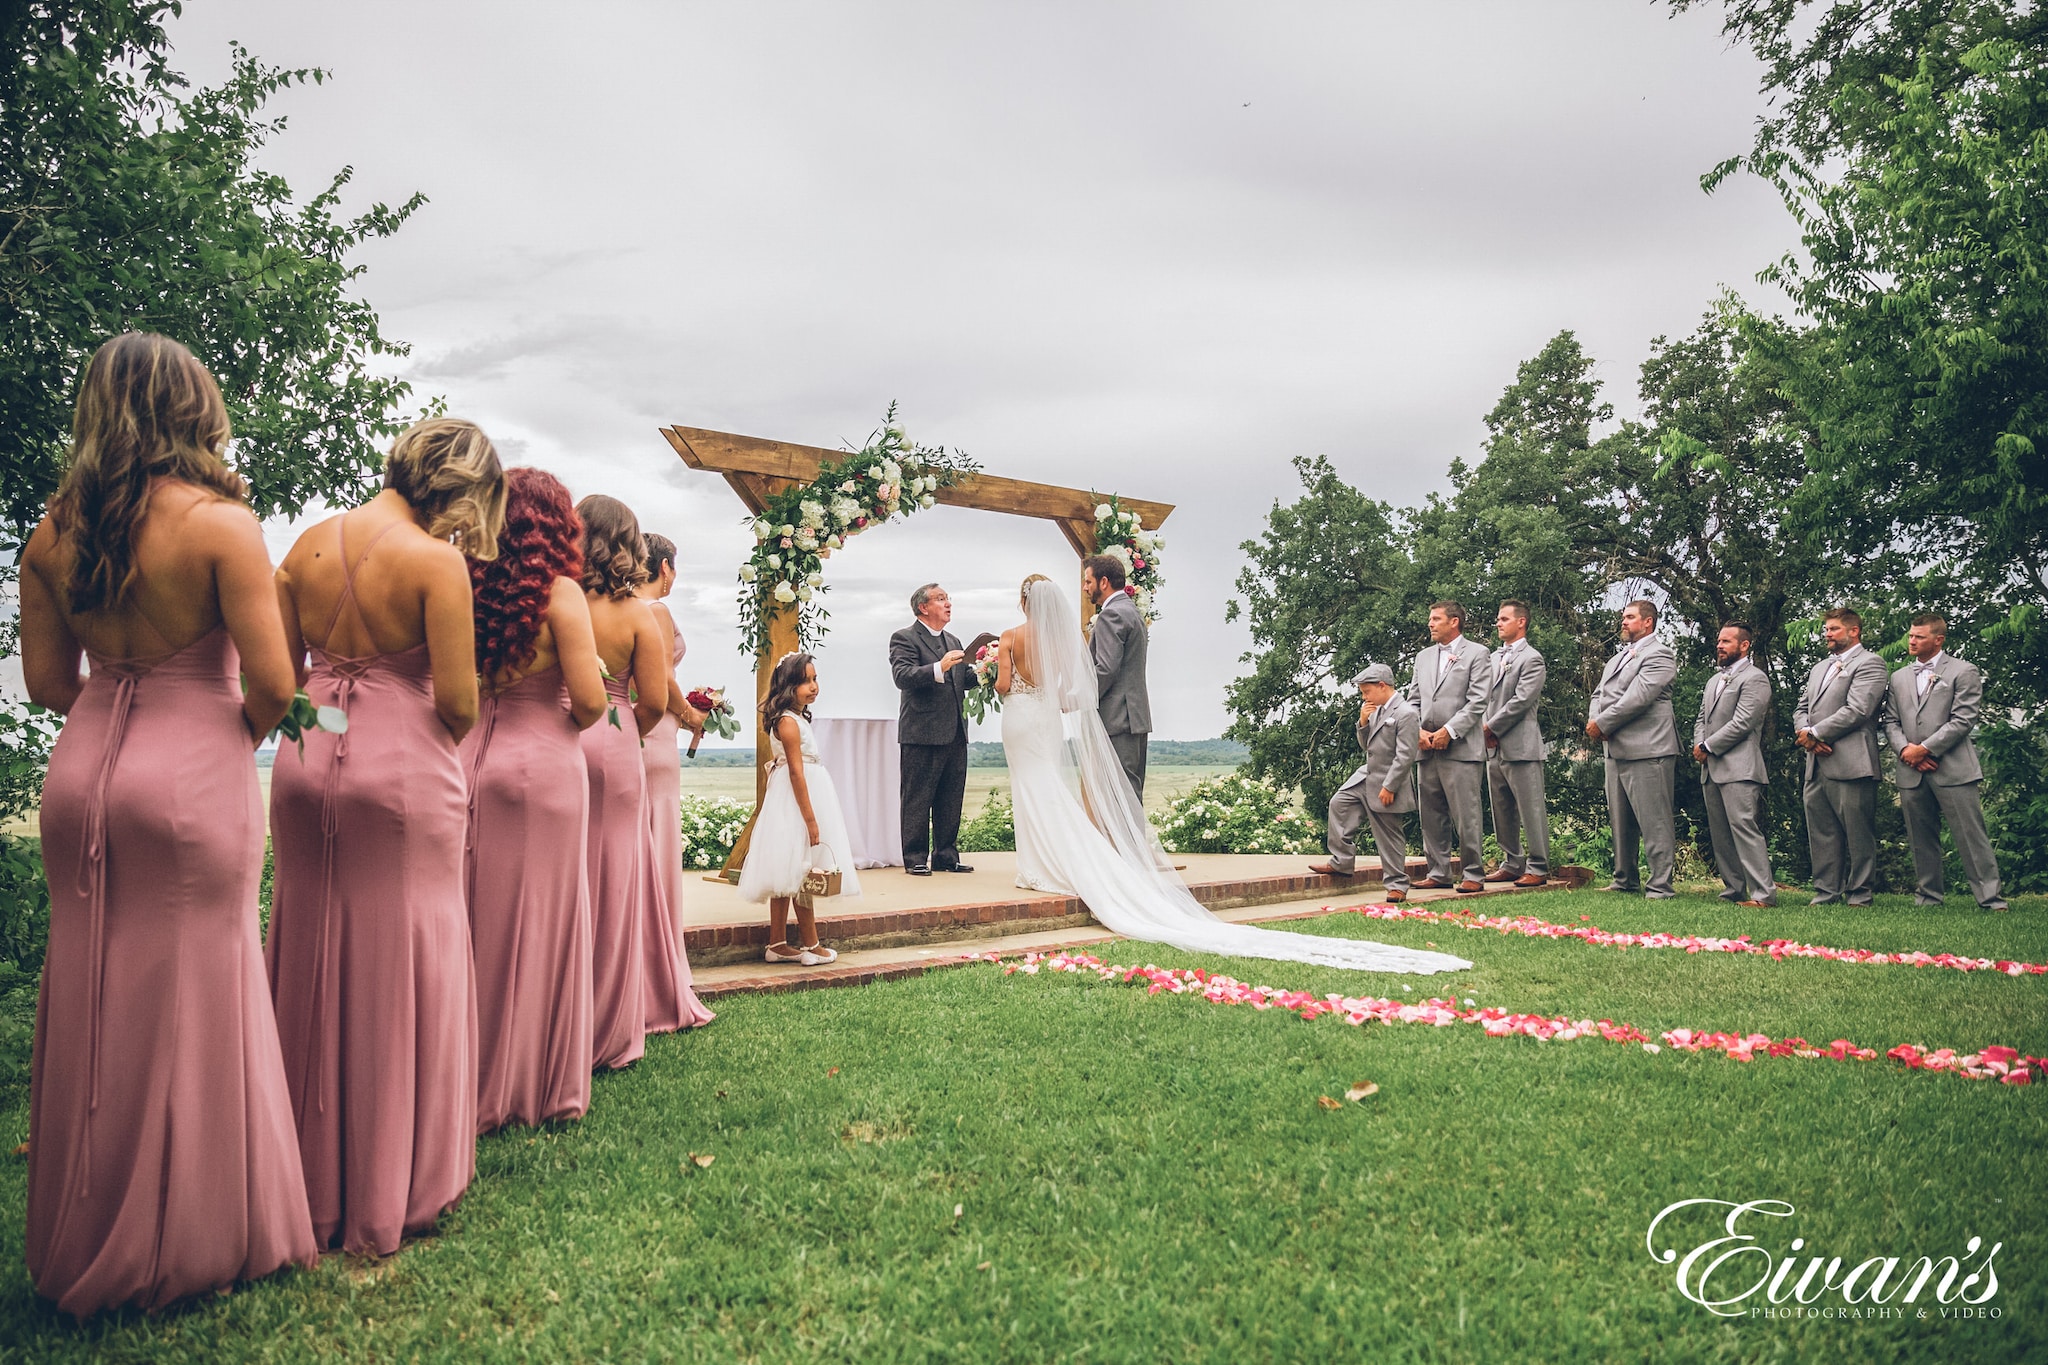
xmin=165 ymin=0 xmax=1787 ymax=739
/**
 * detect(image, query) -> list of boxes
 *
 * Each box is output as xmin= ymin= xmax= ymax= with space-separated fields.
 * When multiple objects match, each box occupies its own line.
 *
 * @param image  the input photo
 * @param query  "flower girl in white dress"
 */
xmin=738 ymin=652 xmax=860 ymax=964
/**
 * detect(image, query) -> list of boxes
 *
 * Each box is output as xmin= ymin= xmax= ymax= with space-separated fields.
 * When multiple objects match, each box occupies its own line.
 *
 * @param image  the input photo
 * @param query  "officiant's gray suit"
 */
xmin=1407 ymin=635 xmax=1491 ymax=883
xmin=1483 ymin=639 xmax=1549 ymax=878
xmin=1589 ymin=638 xmax=1680 ymax=898
xmin=1884 ymin=652 xmax=2005 ymax=909
xmin=1325 ymin=694 xmax=1420 ymax=891
xmin=1090 ymin=590 xmax=1152 ymax=799
xmin=1693 ymin=659 xmax=1776 ymax=904
xmin=1794 ymin=643 xmax=1887 ymax=905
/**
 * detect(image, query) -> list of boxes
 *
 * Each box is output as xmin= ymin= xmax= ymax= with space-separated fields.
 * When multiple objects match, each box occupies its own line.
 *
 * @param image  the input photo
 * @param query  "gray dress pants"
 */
xmin=1899 ymin=780 xmax=2005 ymax=908
xmin=1701 ymin=778 xmax=1774 ymax=904
xmin=1325 ymin=787 xmax=1412 ymax=892
xmin=1804 ymin=775 xmax=1876 ymax=905
xmin=1605 ymin=755 xmax=1676 ymax=898
xmin=1107 ymin=731 xmax=1147 ymax=801
xmin=1417 ymin=756 xmax=1484 ymax=883
xmin=1486 ymin=755 xmax=1550 ymax=876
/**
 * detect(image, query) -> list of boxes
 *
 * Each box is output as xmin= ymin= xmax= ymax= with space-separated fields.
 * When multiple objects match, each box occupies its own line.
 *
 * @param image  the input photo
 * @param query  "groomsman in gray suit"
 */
xmin=1407 ymin=601 xmax=1491 ymax=894
xmin=1692 ymin=622 xmax=1776 ymax=906
xmin=1310 ymin=663 xmax=1420 ymax=901
xmin=1885 ymin=613 xmax=2007 ymax=910
xmin=1794 ymin=606 xmax=1889 ymax=906
xmin=1482 ymin=600 xmax=1550 ymax=887
xmin=1586 ymin=599 xmax=1680 ymax=899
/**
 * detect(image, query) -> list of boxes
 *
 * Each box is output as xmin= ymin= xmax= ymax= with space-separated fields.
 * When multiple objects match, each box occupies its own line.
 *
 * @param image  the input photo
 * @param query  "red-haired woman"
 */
xmin=633 ymin=532 xmax=714 ymax=1033
xmin=19 ymin=333 xmax=316 ymax=1315
xmin=575 ymin=495 xmax=668 ymax=1070
xmin=267 ymin=416 xmax=504 ymax=1254
xmin=462 ymin=469 xmax=607 ymax=1132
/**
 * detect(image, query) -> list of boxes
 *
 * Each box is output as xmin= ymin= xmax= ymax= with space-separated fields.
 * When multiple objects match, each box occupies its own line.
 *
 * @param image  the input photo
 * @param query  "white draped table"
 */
xmin=811 ymin=717 xmax=903 ymax=869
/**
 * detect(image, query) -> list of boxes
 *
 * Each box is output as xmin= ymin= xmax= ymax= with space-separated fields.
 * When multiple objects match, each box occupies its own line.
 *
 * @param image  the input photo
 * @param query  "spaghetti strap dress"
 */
xmin=29 ymin=626 xmax=316 ymax=1316
xmin=583 ymin=674 xmax=647 ymax=1070
xmin=640 ymin=620 xmax=713 ymax=1032
xmin=461 ymin=667 xmax=593 ymax=1132
xmin=265 ymin=518 xmax=478 ymax=1254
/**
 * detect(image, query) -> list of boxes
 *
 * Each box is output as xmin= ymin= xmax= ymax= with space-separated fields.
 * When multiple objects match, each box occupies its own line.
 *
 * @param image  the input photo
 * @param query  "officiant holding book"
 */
xmin=891 ymin=582 xmax=975 ymax=875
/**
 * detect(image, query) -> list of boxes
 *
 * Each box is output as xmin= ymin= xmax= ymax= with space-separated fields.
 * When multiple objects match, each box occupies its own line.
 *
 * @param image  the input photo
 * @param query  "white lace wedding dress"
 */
xmin=1001 ymin=581 xmax=1471 ymax=975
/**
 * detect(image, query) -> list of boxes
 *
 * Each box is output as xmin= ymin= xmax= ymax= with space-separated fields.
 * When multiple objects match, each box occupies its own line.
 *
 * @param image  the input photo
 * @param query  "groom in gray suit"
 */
xmin=1692 ymin=621 xmax=1776 ymax=906
xmin=1083 ymin=554 xmax=1151 ymax=799
xmin=1795 ymin=607 xmax=1888 ymax=906
xmin=1586 ymin=599 xmax=1680 ymax=899
xmin=1407 ymin=600 xmax=1491 ymax=893
xmin=1482 ymin=599 xmax=1549 ymax=887
xmin=1885 ymin=613 xmax=2006 ymax=910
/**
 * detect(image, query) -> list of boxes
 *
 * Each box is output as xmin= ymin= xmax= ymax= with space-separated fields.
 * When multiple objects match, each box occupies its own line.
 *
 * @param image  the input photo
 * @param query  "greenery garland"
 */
xmin=735 ymin=405 xmax=979 ymax=657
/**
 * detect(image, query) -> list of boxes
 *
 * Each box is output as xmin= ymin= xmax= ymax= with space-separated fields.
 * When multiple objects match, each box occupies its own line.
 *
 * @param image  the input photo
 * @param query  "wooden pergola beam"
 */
xmin=660 ymin=425 xmax=1174 ymax=532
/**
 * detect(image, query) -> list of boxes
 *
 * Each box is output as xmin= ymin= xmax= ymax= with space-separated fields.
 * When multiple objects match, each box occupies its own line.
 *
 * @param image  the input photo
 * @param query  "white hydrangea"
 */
xmin=799 ymin=500 xmax=826 ymax=529
xmin=881 ymin=459 xmax=903 ymax=484
xmin=831 ymin=496 xmax=862 ymax=526
xmin=1102 ymin=543 xmax=1133 ymax=566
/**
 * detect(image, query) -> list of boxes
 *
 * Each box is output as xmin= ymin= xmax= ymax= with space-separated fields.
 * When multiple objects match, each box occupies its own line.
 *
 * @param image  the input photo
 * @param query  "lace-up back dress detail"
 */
xmin=265 ymin=517 xmax=478 ymax=1253
xmin=30 ymin=625 xmax=317 ymax=1315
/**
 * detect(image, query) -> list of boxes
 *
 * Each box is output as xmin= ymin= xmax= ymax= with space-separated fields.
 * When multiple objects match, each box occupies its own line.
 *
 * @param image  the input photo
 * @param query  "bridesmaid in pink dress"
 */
xmin=634 ymin=532 xmax=715 ymax=1032
xmin=266 ymin=418 xmax=505 ymax=1255
xmin=462 ymin=470 xmax=607 ymax=1131
xmin=575 ymin=496 xmax=668 ymax=1070
xmin=18 ymin=332 xmax=316 ymax=1315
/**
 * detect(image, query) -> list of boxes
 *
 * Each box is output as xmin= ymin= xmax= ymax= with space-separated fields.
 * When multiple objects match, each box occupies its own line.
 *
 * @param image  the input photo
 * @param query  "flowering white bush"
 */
xmin=1151 ymin=773 xmax=1320 ymax=855
xmin=679 ymin=795 xmax=755 ymax=870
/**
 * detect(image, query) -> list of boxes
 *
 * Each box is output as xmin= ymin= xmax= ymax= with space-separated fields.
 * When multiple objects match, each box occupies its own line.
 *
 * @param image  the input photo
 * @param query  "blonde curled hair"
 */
xmin=1019 ymin=572 xmax=1052 ymax=608
xmin=383 ymin=417 xmax=507 ymax=561
xmin=575 ymin=493 xmax=648 ymax=598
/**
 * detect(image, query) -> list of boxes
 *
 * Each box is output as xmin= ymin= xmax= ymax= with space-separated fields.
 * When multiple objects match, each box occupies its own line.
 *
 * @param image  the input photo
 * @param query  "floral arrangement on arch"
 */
xmin=1091 ymin=493 xmax=1165 ymax=623
xmin=735 ymin=404 xmax=979 ymax=657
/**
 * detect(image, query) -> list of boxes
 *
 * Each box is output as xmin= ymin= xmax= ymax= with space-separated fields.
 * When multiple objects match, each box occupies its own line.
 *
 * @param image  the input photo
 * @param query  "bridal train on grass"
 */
xmin=999 ymin=579 xmax=1471 ymax=976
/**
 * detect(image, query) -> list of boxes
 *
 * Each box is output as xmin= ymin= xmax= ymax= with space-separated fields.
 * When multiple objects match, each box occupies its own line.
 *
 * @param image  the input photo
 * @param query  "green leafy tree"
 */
xmin=0 ymin=2 xmax=427 ymax=820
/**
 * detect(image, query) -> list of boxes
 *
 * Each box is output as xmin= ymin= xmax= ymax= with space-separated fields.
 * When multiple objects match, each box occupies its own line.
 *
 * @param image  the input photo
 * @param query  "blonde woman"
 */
xmin=266 ymin=417 xmax=505 ymax=1254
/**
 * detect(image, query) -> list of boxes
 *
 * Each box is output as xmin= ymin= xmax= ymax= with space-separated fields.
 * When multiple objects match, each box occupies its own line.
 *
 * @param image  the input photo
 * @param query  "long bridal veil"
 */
xmin=1013 ymin=580 xmax=1471 ymax=975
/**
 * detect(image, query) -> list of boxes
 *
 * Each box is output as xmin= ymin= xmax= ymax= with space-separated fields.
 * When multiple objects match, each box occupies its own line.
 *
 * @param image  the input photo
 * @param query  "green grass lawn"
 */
xmin=0 ymin=888 xmax=2041 ymax=1362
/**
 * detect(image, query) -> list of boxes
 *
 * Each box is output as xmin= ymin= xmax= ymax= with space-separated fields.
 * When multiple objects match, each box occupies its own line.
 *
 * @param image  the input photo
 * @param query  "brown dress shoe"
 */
xmin=1514 ymin=874 xmax=1547 ymax=888
xmin=1308 ymin=862 xmax=1355 ymax=878
xmin=1411 ymin=877 xmax=1450 ymax=890
xmin=1482 ymin=869 xmax=1520 ymax=884
xmin=1456 ymin=879 xmax=1484 ymax=894
xmin=1383 ymin=888 xmax=1407 ymax=903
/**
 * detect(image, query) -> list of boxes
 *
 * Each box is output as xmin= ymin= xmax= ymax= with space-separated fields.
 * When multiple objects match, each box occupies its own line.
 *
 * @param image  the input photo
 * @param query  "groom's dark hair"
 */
xmin=1082 ymin=554 xmax=1126 ymax=590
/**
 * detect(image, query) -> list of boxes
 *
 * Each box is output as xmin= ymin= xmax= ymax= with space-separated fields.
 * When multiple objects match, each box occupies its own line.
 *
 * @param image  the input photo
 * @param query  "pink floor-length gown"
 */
xmin=584 ymin=675 xmax=647 ymax=1069
xmin=29 ymin=627 xmax=317 ymax=1316
xmin=640 ymin=621 xmax=714 ymax=1032
xmin=461 ymin=668 xmax=594 ymax=1132
xmin=265 ymin=524 xmax=478 ymax=1254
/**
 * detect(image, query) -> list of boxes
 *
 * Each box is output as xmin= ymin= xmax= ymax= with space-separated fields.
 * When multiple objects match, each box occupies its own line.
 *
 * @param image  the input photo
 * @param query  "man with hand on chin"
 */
xmin=890 ymin=582 xmax=974 ymax=876
xmin=1311 ymin=663 xmax=1419 ymax=901
xmin=1794 ymin=607 xmax=1887 ymax=906
xmin=1586 ymin=599 xmax=1680 ymax=899
xmin=1407 ymin=601 xmax=1491 ymax=894
xmin=1884 ymin=613 xmax=2006 ymax=910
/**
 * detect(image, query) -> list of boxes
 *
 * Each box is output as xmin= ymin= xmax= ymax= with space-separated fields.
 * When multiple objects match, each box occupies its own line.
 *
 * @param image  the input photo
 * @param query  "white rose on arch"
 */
xmin=773 ymin=582 xmax=798 ymax=604
xmin=919 ymin=494 xmax=935 ymax=509
xmin=1095 ymin=504 xmax=1112 ymax=521
xmin=737 ymin=564 xmax=757 ymax=583
xmin=796 ymin=585 xmax=813 ymax=602
xmin=766 ymin=553 xmax=781 ymax=569
xmin=805 ymin=572 xmax=823 ymax=588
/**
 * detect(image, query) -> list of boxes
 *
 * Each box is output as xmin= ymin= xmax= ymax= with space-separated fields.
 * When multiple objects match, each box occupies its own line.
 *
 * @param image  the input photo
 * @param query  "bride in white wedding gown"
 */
xmin=996 ymin=576 xmax=1471 ymax=975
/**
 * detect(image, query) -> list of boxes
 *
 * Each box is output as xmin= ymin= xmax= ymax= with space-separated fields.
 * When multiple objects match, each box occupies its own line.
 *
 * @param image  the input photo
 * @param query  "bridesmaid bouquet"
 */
xmin=962 ymin=641 xmax=1004 ymax=725
xmin=684 ymin=686 xmax=739 ymax=757
xmin=269 ymin=689 xmax=348 ymax=755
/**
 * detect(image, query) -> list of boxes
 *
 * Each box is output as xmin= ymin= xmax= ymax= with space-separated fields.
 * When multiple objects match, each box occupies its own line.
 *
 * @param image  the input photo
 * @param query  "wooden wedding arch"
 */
xmin=659 ymin=423 xmax=1174 ymax=871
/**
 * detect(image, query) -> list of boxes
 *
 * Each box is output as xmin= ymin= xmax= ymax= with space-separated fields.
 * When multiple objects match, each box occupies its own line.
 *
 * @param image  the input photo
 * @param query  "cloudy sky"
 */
xmin=164 ymin=0 xmax=1789 ymax=739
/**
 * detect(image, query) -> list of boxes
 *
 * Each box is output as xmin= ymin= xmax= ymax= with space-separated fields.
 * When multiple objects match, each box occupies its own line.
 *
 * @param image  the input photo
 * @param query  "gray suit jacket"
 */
xmin=1482 ymin=641 xmax=1546 ymax=761
xmin=1407 ymin=637 xmax=1492 ymax=762
xmin=1090 ymin=590 xmax=1152 ymax=737
xmin=1693 ymin=661 xmax=1771 ymax=785
xmin=1793 ymin=644 xmax=1888 ymax=782
xmin=1884 ymin=653 xmax=1985 ymax=788
xmin=1589 ymin=639 xmax=1680 ymax=760
xmin=1339 ymin=694 xmax=1419 ymax=813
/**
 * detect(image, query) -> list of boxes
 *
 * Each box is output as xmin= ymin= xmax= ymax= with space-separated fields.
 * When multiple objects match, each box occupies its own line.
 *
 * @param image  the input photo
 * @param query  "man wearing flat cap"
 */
xmin=1311 ymin=663 xmax=1420 ymax=901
